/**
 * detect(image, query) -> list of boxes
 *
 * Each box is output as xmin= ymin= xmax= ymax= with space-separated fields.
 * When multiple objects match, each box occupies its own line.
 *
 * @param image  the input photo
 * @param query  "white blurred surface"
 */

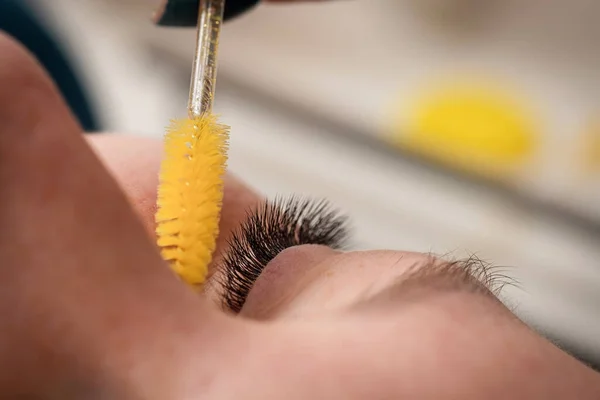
xmin=32 ymin=0 xmax=600 ymax=363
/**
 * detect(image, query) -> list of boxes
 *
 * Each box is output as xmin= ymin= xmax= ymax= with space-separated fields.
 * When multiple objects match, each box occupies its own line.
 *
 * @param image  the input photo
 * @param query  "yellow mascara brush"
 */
xmin=155 ymin=0 xmax=228 ymax=289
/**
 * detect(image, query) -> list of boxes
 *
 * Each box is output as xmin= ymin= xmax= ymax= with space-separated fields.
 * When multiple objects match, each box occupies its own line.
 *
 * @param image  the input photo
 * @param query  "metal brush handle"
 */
xmin=188 ymin=0 xmax=225 ymax=118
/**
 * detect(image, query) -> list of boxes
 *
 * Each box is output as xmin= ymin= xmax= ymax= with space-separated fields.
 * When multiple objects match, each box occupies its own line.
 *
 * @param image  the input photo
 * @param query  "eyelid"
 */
xmin=216 ymin=197 xmax=350 ymax=313
xmin=240 ymin=245 xmax=335 ymax=319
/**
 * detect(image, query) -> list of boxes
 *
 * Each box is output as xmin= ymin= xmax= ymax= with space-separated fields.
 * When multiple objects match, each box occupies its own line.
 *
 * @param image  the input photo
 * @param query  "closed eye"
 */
xmin=215 ymin=196 xmax=350 ymax=313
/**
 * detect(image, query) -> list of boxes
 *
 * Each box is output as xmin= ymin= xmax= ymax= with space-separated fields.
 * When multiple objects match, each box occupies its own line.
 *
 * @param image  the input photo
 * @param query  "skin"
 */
xmin=0 ymin=33 xmax=599 ymax=399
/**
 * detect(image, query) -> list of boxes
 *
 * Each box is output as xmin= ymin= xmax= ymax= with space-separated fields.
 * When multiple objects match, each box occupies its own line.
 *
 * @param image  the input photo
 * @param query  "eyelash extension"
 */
xmin=219 ymin=196 xmax=350 ymax=313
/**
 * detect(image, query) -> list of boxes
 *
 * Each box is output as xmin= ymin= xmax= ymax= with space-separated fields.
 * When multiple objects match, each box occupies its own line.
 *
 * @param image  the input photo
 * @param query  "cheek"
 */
xmin=86 ymin=135 xmax=162 ymax=236
xmin=213 ymin=175 xmax=262 ymax=257
xmin=89 ymin=137 xmax=265 ymax=250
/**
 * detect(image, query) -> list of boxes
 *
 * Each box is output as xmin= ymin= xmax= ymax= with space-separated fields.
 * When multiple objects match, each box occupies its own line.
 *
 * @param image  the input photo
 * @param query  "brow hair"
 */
xmin=360 ymin=254 xmax=519 ymax=308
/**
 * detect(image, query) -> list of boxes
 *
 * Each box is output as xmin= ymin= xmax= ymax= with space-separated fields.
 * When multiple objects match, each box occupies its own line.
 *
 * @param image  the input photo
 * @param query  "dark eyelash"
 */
xmin=218 ymin=196 xmax=350 ymax=313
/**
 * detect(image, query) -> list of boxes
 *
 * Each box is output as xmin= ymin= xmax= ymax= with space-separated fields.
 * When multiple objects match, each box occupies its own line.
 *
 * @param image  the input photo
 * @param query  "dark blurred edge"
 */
xmin=0 ymin=0 xmax=100 ymax=132
xmin=155 ymin=0 xmax=261 ymax=26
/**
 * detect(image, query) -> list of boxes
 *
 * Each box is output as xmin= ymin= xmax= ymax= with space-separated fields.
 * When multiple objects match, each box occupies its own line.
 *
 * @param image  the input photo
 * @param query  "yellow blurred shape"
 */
xmin=392 ymin=80 xmax=539 ymax=180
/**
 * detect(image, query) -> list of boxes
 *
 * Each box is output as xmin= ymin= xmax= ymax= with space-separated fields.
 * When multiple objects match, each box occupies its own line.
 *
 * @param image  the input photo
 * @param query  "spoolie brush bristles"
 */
xmin=155 ymin=114 xmax=229 ymax=287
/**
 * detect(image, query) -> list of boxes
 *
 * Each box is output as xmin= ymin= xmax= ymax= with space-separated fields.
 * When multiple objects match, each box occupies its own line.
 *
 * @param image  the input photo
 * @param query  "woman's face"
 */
xmin=91 ymin=136 xmax=600 ymax=399
xmin=1 ymin=32 xmax=599 ymax=398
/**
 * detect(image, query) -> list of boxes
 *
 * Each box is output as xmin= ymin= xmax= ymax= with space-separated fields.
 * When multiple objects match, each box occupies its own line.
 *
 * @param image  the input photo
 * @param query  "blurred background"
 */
xmin=6 ymin=0 xmax=600 ymax=366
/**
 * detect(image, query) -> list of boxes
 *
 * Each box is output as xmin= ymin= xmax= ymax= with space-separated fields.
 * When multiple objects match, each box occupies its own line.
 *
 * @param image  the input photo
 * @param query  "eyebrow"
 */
xmin=362 ymin=255 xmax=516 ymax=307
